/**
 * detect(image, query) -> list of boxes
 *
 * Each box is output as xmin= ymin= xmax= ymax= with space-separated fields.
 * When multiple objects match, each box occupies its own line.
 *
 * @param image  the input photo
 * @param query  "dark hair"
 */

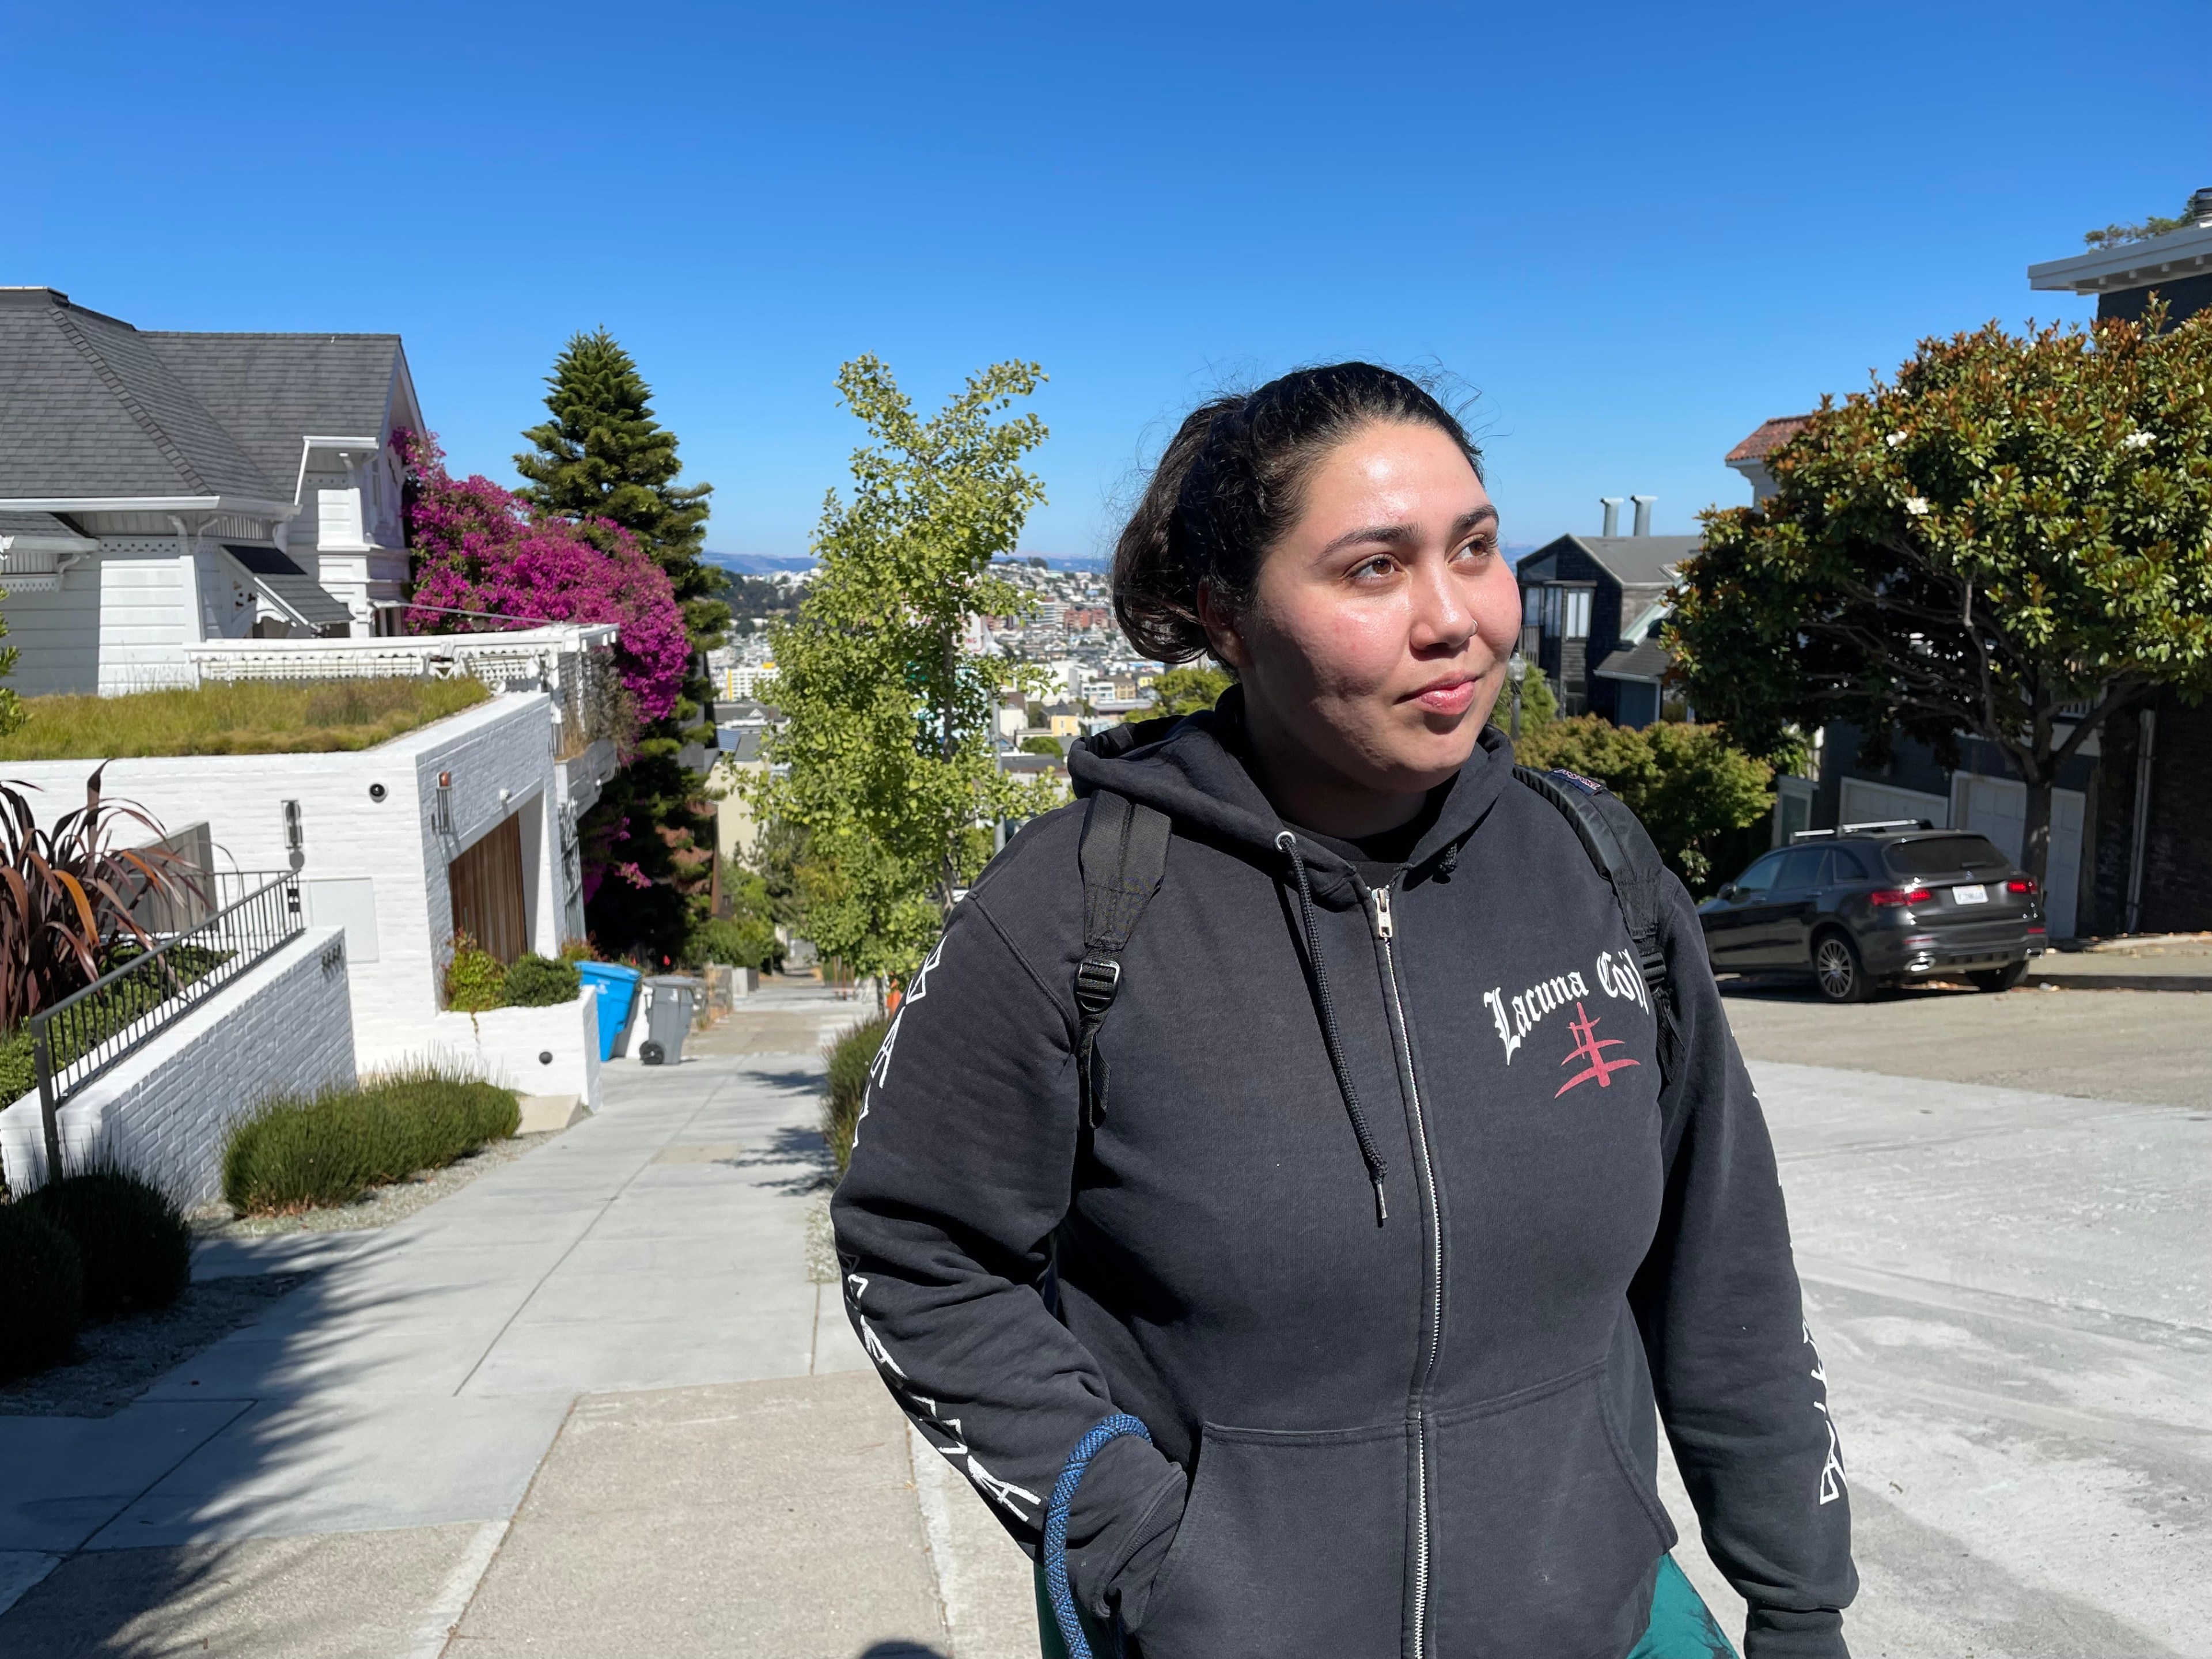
xmin=1111 ymin=363 xmax=1483 ymax=664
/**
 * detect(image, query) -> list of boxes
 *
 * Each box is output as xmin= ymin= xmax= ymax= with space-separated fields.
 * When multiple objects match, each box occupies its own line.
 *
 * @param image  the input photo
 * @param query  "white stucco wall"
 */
xmin=0 ymin=694 xmax=577 ymax=1065
xmin=0 ymin=927 xmax=357 ymax=1205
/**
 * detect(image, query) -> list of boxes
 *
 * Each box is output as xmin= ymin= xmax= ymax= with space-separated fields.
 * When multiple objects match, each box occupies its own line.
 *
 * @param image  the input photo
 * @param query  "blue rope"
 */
xmin=1044 ymin=1413 xmax=1152 ymax=1659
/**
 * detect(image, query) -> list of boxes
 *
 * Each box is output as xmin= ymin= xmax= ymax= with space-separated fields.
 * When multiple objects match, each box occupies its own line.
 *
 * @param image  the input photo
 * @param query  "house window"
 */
xmin=1523 ymin=586 xmax=1542 ymax=627
xmin=1565 ymin=589 xmax=1591 ymax=639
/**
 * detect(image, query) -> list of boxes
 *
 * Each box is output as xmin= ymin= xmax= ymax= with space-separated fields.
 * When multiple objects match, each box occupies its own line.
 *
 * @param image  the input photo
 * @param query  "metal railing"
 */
xmin=28 ymin=872 xmax=302 ymax=1179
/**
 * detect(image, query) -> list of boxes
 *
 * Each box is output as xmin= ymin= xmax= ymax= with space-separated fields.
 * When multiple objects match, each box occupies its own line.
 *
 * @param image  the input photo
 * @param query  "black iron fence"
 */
xmin=28 ymin=872 xmax=302 ymax=1178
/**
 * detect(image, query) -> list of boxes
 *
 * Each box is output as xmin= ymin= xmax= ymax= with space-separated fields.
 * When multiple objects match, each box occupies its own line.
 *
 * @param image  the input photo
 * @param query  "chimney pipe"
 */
xmin=1600 ymin=497 xmax=1623 ymax=537
xmin=2192 ymin=186 xmax=2212 ymax=225
xmin=1630 ymin=494 xmax=1655 ymax=536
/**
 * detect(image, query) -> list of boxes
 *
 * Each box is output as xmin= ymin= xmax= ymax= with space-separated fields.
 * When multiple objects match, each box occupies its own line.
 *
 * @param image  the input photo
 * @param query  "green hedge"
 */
xmin=223 ymin=1067 xmax=522 ymax=1215
xmin=502 ymin=953 xmax=581 ymax=1007
xmin=25 ymin=1170 xmax=190 ymax=1320
xmin=0 ymin=944 xmax=230 ymax=1105
xmin=822 ymin=1016 xmax=889 ymax=1179
xmin=0 ymin=1202 xmax=83 ymax=1381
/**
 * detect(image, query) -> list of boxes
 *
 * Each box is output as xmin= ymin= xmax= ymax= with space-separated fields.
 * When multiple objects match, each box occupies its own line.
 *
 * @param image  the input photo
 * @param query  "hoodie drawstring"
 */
xmin=1274 ymin=830 xmax=1391 ymax=1226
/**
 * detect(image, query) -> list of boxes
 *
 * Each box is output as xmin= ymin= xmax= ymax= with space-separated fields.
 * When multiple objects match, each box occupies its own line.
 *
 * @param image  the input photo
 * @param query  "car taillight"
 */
xmin=2006 ymin=876 xmax=2037 ymax=897
xmin=1870 ymin=887 xmax=1931 ymax=907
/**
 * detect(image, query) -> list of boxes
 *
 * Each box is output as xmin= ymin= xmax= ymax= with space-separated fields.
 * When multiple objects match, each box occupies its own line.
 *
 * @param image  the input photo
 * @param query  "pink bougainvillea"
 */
xmin=396 ymin=431 xmax=689 ymax=724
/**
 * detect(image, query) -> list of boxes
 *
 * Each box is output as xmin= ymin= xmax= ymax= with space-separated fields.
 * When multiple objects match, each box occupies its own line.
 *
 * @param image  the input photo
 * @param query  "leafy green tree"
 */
xmin=1516 ymin=716 xmax=1775 ymax=892
xmin=1669 ymin=307 xmax=2212 ymax=887
xmin=756 ymin=357 xmax=1060 ymax=983
xmin=513 ymin=329 xmax=730 ymax=964
xmin=1146 ymin=664 xmax=1232 ymax=716
xmin=1488 ymin=664 xmax=1558 ymax=736
xmin=1018 ymin=734 xmax=1065 ymax=756
xmin=2083 ymin=199 xmax=2195 ymax=249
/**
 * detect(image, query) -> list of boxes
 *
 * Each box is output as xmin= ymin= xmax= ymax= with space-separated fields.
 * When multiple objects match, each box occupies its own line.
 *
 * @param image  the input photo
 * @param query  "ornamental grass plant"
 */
xmin=0 ymin=677 xmax=488 ymax=762
xmin=0 ymin=1201 xmax=81 ymax=1381
xmin=222 ymin=1065 xmax=521 ymax=1216
xmin=24 ymin=1168 xmax=190 ymax=1320
xmin=822 ymin=1015 xmax=889 ymax=1178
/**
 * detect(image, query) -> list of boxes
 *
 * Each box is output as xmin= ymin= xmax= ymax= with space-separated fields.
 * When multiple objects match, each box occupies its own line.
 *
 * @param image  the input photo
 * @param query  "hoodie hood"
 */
xmin=1068 ymin=684 xmax=1517 ymax=907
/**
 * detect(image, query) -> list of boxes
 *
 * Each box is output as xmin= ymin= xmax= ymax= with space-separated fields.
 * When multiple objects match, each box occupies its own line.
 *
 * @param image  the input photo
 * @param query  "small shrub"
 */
xmin=687 ymin=915 xmax=777 ymax=971
xmin=223 ymin=1066 xmax=522 ymax=1215
xmin=822 ymin=1016 xmax=889 ymax=1179
xmin=25 ymin=1168 xmax=190 ymax=1320
xmin=444 ymin=937 xmax=506 ymax=1012
xmin=502 ymin=953 xmax=580 ymax=1007
xmin=0 ymin=1029 xmax=32 ymax=1105
xmin=558 ymin=938 xmax=600 ymax=964
xmin=0 ymin=1201 xmax=82 ymax=1380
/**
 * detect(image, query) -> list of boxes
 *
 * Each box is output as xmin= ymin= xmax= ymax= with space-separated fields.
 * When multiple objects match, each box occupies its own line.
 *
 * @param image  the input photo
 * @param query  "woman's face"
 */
xmin=1202 ymin=419 xmax=1521 ymax=806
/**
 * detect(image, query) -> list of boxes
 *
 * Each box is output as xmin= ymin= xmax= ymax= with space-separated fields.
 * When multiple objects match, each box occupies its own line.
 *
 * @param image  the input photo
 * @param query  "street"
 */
xmin=1 ymin=978 xmax=2205 ymax=1657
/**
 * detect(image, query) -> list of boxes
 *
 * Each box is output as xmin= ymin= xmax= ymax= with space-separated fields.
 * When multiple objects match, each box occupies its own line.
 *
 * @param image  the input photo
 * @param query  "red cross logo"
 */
xmin=1555 ymin=1001 xmax=1640 ymax=1097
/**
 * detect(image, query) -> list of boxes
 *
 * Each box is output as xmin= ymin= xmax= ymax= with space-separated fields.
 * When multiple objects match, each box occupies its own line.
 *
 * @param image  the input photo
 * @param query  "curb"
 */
xmin=2025 ymin=971 xmax=2212 ymax=993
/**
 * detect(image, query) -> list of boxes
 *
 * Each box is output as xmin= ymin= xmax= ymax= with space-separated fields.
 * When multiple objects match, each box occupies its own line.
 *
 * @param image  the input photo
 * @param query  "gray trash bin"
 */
xmin=638 ymin=976 xmax=700 ymax=1066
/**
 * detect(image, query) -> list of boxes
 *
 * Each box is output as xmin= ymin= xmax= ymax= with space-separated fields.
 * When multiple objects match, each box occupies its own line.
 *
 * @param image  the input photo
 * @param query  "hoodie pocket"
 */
xmin=1132 ymin=1418 xmax=1408 ymax=1659
xmin=1427 ymin=1362 xmax=1676 ymax=1658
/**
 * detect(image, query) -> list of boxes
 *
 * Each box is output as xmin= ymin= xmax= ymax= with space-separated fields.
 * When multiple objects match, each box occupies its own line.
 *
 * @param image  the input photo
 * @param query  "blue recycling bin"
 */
xmin=577 ymin=962 xmax=642 ymax=1061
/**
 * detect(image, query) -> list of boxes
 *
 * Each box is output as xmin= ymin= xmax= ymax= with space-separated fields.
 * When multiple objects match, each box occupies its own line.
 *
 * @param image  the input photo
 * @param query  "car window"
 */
xmin=1885 ymin=835 xmax=2009 ymax=876
xmin=1733 ymin=852 xmax=1786 ymax=894
xmin=1779 ymin=847 xmax=1830 ymax=888
xmin=1832 ymin=846 xmax=1873 ymax=880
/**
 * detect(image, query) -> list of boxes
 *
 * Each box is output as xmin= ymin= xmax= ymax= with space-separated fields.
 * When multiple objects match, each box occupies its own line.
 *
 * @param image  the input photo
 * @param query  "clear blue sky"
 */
xmin=10 ymin=1 xmax=2203 ymax=559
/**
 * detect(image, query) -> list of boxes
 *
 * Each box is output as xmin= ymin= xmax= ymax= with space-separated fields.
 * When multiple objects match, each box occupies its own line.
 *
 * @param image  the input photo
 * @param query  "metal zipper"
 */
xmin=1370 ymin=881 xmax=1441 ymax=1658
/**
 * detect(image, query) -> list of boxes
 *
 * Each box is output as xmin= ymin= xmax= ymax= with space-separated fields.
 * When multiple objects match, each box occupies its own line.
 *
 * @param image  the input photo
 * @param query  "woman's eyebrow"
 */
xmin=1316 ymin=505 xmax=1498 ymax=559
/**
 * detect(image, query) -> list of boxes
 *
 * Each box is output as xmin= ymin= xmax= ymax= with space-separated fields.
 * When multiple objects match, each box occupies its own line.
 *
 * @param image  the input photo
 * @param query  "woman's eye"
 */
xmin=1350 ymin=556 xmax=1397 ymax=581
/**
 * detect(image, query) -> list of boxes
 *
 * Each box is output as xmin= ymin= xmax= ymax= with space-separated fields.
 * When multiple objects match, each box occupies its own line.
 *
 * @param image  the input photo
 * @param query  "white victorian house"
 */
xmin=0 ymin=285 xmax=423 ymax=692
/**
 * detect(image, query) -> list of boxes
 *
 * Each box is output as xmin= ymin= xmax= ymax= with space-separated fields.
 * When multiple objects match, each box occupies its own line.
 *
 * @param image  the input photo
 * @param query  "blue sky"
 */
xmin=8 ymin=1 xmax=2203 ymax=559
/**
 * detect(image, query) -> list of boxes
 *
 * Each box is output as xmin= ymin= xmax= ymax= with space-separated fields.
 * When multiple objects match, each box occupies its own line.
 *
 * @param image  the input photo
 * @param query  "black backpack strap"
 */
xmin=1074 ymin=789 xmax=1172 ymax=1128
xmin=1513 ymin=766 xmax=1681 ymax=1086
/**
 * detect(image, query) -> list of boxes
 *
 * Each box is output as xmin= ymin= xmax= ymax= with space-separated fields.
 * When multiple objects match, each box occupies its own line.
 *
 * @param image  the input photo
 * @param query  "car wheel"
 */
xmin=1812 ymin=931 xmax=1870 ymax=1003
xmin=1969 ymin=960 xmax=2030 ymax=993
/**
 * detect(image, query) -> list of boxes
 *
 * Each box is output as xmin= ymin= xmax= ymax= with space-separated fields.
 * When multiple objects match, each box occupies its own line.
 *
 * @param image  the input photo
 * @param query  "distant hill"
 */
xmin=994 ymin=553 xmax=1111 ymax=573
xmin=705 ymin=551 xmax=817 ymax=575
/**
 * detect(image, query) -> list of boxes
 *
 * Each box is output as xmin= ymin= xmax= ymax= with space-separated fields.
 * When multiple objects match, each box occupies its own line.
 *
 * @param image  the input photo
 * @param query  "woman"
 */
xmin=833 ymin=364 xmax=1855 ymax=1659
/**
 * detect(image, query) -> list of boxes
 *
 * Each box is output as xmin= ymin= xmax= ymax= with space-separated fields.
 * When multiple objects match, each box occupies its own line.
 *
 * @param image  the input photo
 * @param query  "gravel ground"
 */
xmin=188 ymin=1130 xmax=560 ymax=1240
xmin=0 ymin=1274 xmax=308 ymax=1418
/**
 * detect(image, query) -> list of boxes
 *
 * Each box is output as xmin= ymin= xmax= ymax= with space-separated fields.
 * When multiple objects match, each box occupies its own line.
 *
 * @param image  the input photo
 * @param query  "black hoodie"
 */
xmin=833 ymin=703 xmax=1855 ymax=1659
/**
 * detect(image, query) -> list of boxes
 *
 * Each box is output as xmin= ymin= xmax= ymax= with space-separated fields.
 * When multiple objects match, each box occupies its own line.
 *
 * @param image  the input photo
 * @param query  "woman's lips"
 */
xmin=1410 ymin=677 xmax=1476 ymax=715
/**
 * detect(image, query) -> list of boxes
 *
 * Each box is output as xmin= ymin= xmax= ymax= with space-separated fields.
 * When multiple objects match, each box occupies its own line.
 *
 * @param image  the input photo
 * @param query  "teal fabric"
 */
xmin=1034 ymin=1553 xmax=1738 ymax=1658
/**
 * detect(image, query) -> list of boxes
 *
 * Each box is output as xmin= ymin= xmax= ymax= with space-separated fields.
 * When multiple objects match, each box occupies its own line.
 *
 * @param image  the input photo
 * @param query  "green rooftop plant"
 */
xmin=24 ymin=1168 xmax=190 ymax=1320
xmin=822 ymin=1014 xmax=889 ymax=1178
xmin=501 ymin=953 xmax=581 ymax=1007
xmin=0 ymin=1200 xmax=81 ymax=1381
xmin=222 ymin=1065 xmax=521 ymax=1215
xmin=0 ymin=677 xmax=488 ymax=762
xmin=443 ymin=937 xmax=506 ymax=1013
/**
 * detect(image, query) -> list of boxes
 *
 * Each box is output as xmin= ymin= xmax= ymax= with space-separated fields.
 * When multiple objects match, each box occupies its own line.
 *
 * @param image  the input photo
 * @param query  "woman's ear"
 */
xmin=1196 ymin=581 xmax=1245 ymax=672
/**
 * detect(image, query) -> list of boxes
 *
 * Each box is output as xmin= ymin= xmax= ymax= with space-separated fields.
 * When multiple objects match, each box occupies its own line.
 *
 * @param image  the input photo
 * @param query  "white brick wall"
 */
xmin=0 ymin=694 xmax=573 ymax=1064
xmin=0 ymin=927 xmax=358 ymax=1206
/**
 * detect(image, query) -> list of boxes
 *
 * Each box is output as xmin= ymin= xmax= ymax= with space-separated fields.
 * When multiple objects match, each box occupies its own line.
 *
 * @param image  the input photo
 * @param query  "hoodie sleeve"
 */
xmin=830 ymin=885 xmax=1188 ymax=1628
xmin=1628 ymin=873 xmax=1858 ymax=1659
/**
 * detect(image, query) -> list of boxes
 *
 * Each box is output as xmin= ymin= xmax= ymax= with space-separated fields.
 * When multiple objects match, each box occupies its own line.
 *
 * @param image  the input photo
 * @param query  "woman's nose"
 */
xmin=1408 ymin=561 xmax=1474 ymax=652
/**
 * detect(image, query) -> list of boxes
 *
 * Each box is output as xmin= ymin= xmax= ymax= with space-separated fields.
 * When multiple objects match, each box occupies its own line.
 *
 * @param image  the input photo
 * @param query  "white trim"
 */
xmin=0 ymin=495 xmax=301 ymax=518
xmin=2027 ymin=220 xmax=2212 ymax=293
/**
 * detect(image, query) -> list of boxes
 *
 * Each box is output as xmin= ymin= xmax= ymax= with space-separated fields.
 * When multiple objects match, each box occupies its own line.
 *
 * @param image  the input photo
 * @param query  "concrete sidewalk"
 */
xmin=0 ymin=982 xmax=976 ymax=1658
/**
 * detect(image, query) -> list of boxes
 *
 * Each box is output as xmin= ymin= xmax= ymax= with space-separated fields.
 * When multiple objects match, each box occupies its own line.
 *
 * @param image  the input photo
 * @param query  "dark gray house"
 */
xmin=1514 ymin=505 xmax=1694 ymax=727
xmin=2028 ymin=190 xmax=2212 ymax=935
xmin=0 ymin=286 xmax=423 ymax=694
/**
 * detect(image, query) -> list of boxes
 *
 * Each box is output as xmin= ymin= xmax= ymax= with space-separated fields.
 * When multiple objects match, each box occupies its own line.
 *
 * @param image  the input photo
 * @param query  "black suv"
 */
xmin=1698 ymin=821 xmax=2046 ymax=1002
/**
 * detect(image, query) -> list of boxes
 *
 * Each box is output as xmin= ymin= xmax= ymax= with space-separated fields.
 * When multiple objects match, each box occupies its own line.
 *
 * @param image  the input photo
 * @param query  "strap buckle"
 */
xmin=1073 ymin=956 xmax=1122 ymax=1020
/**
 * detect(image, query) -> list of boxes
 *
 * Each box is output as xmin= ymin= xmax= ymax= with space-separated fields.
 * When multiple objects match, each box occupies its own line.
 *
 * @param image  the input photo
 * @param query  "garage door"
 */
xmin=1838 ymin=778 xmax=1950 ymax=830
xmin=1952 ymin=774 xmax=2083 ymax=940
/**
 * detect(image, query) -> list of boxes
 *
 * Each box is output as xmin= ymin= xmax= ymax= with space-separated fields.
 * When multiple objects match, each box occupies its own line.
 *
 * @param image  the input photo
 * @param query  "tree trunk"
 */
xmin=2021 ymin=771 xmax=2054 ymax=896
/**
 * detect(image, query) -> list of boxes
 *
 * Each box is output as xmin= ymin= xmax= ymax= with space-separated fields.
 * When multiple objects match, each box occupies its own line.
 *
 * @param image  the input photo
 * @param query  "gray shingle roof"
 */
xmin=0 ymin=288 xmax=405 ymax=508
xmin=0 ymin=509 xmax=81 ymax=537
xmin=219 ymin=544 xmax=353 ymax=628
xmin=1569 ymin=535 xmax=1700 ymax=587
xmin=1593 ymin=638 xmax=1671 ymax=683
xmin=0 ymin=289 xmax=281 ymax=500
xmin=145 ymin=331 xmax=400 ymax=499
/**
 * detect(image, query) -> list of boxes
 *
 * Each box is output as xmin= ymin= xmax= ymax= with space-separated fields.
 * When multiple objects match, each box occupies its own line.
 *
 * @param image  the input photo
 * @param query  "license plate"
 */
xmin=1953 ymin=884 xmax=1988 ymax=905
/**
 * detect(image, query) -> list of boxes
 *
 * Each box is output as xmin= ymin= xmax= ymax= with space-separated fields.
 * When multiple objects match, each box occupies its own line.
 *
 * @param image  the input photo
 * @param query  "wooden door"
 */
xmin=449 ymin=813 xmax=528 ymax=963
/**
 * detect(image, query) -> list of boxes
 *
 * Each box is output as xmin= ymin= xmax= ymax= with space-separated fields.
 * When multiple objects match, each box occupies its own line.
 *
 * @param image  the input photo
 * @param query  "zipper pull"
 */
xmin=1370 ymin=884 xmax=1395 ymax=941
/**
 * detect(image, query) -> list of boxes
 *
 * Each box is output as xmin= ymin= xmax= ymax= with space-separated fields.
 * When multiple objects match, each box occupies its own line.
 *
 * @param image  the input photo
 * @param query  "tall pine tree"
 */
xmin=516 ymin=329 xmax=729 ymax=963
